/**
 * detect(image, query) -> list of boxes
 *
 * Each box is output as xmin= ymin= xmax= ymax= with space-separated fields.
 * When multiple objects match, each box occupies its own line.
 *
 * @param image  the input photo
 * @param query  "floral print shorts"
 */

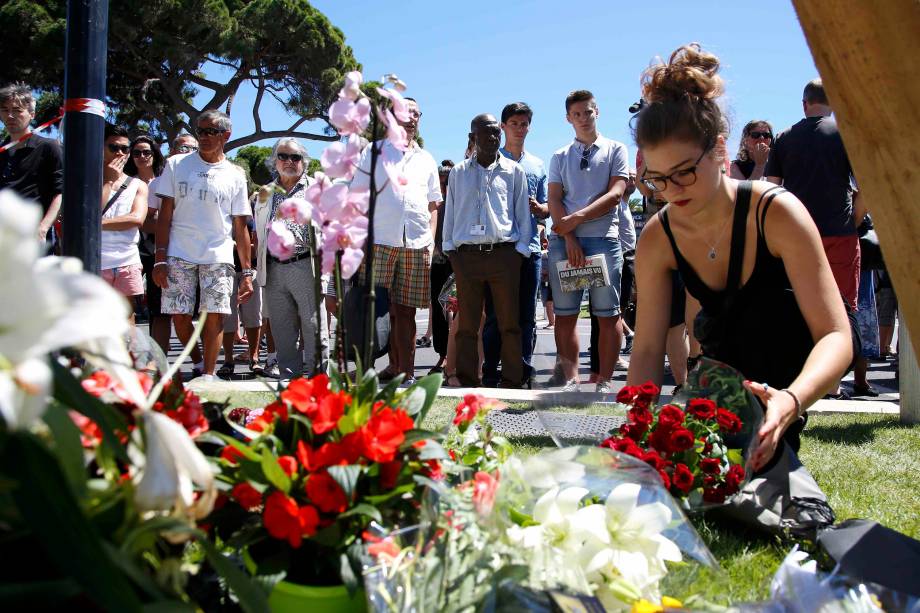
xmin=161 ymin=256 xmax=234 ymax=315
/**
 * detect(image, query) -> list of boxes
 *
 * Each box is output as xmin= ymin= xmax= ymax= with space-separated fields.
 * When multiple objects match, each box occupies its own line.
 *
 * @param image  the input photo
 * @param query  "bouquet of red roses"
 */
xmin=601 ymin=367 xmax=761 ymax=507
xmin=208 ymin=368 xmax=444 ymax=590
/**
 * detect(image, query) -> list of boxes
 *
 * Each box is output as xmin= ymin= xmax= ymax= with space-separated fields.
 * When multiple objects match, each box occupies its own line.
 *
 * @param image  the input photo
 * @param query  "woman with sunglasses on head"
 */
xmin=253 ymin=138 xmax=326 ymax=380
xmin=730 ymin=120 xmax=773 ymax=180
xmin=627 ymin=45 xmax=854 ymax=501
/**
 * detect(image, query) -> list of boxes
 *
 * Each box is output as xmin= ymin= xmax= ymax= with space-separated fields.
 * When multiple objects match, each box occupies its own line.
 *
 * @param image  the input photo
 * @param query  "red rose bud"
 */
xmin=616 ymin=385 xmax=638 ymax=404
xmin=703 ymin=486 xmax=728 ymax=504
xmin=620 ymin=422 xmax=647 ymax=441
xmin=637 ymin=381 xmax=660 ymax=400
xmin=657 ymin=405 xmax=685 ymax=429
xmin=668 ymin=428 xmax=695 ymax=452
xmin=627 ymin=406 xmax=654 ymax=427
xmin=640 ymin=450 xmax=669 ymax=471
xmin=672 ymin=463 xmax=695 ymax=493
xmin=686 ymin=398 xmax=717 ymax=420
xmin=648 ymin=427 xmax=673 ymax=455
xmin=716 ymin=408 xmax=743 ymax=434
xmin=700 ymin=457 xmax=722 ymax=474
xmin=278 ymin=455 xmax=298 ymax=477
xmin=231 ymin=482 xmax=262 ymax=510
xmin=658 ymin=469 xmax=671 ymax=490
xmin=725 ymin=464 xmax=745 ymax=489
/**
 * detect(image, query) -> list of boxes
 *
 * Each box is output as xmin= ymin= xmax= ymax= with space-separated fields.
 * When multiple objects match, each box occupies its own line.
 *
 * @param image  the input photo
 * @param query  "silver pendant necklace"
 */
xmin=704 ymin=213 xmax=733 ymax=260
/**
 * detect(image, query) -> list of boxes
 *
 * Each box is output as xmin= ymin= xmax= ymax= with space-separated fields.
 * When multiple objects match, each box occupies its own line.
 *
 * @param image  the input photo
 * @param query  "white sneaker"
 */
xmin=200 ymin=373 xmax=217 ymax=382
xmin=616 ymin=358 xmax=629 ymax=370
xmin=595 ymin=380 xmax=612 ymax=394
xmin=560 ymin=379 xmax=580 ymax=393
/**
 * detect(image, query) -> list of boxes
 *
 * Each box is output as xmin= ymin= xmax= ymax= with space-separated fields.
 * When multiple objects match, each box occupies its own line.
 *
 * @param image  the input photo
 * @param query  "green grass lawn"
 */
xmin=204 ymin=390 xmax=919 ymax=603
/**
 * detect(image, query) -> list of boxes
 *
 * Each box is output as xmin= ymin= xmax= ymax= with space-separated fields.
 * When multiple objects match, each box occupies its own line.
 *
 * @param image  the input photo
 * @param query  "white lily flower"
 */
xmin=0 ymin=190 xmax=138 ymax=429
xmin=134 ymin=411 xmax=216 ymax=520
xmin=511 ymin=447 xmax=586 ymax=489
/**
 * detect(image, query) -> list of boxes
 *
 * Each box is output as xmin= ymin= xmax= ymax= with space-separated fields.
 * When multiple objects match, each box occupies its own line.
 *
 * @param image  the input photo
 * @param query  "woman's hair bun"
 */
xmin=641 ymin=43 xmax=723 ymax=104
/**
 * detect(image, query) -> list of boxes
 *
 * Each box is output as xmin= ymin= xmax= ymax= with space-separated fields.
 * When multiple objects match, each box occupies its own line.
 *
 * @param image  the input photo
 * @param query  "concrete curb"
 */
xmin=188 ymin=379 xmax=901 ymax=415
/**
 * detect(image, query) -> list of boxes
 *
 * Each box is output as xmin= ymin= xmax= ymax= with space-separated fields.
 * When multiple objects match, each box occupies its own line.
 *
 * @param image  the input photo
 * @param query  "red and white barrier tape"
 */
xmin=0 ymin=98 xmax=106 ymax=154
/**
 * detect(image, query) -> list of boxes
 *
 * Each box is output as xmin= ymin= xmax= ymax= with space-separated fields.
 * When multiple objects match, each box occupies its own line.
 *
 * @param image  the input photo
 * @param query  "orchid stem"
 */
xmin=311 ymin=227 xmax=324 ymax=375
xmin=141 ymin=309 xmax=208 ymax=411
xmin=334 ymin=253 xmax=347 ymax=374
xmin=363 ymin=111 xmax=380 ymax=370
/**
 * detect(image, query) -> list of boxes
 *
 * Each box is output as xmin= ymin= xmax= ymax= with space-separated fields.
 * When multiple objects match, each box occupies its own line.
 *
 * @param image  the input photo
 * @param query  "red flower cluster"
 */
xmin=452 ymin=393 xmax=504 ymax=427
xmin=601 ymin=382 xmax=747 ymax=503
xmin=217 ymin=374 xmax=431 ymax=552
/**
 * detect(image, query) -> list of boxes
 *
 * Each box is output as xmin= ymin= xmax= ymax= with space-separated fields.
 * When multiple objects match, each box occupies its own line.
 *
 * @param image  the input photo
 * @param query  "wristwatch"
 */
xmin=241 ymin=268 xmax=256 ymax=278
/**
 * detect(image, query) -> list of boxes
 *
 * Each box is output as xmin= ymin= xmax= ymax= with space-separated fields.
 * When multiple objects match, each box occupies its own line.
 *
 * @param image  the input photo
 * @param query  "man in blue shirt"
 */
xmin=443 ymin=113 xmax=533 ymax=387
xmin=481 ymin=102 xmax=549 ymax=388
xmin=548 ymin=90 xmax=629 ymax=393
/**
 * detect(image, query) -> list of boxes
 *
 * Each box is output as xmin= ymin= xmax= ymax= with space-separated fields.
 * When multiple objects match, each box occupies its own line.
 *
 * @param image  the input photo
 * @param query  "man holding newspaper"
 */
xmin=547 ymin=90 xmax=630 ymax=394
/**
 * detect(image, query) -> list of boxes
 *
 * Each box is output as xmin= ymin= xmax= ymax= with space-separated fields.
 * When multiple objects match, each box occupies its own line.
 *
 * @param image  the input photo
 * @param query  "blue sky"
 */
xmin=209 ymin=0 xmax=819 ymax=167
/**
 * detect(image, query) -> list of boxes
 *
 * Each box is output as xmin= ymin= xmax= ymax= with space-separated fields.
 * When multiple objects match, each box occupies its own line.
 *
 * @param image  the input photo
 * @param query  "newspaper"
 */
xmin=555 ymin=254 xmax=610 ymax=292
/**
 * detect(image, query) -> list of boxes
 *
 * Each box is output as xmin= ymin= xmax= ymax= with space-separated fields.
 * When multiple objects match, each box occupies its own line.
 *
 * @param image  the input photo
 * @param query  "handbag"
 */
xmin=858 ymin=227 xmax=884 ymax=271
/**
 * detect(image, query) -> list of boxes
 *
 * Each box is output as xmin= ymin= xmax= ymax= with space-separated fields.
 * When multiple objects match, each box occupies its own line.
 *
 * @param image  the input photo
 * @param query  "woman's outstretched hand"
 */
xmin=743 ymin=380 xmax=799 ymax=471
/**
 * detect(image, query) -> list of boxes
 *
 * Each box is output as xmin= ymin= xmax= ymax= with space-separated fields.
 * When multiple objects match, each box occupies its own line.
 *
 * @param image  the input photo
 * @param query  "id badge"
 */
xmin=470 ymin=224 xmax=486 ymax=236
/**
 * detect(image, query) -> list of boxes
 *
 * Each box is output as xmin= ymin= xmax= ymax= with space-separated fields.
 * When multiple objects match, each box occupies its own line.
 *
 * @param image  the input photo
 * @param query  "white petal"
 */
xmin=605 ymin=482 xmax=641 ymax=520
xmin=0 ymin=358 xmax=51 ymax=431
xmin=624 ymin=501 xmax=673 ymax=537
xmin=532 ymin=486 xmax=560 ymax=522
xmin=571 ymin=504 xmax=610 ymax=544
xmin=555 ymin=486 xmax=589 ymax=516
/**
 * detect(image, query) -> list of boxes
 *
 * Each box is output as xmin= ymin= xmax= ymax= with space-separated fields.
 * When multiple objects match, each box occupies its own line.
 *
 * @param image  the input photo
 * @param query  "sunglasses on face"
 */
xmin=131 ymin=149 xmax=153 ymax=158
xmin=276 ymin=153 xmax=303 ymax=162
xmin=748 ymin=131 xmax=772 ymax=140
xmin=107 ymin=143 xmax=130 ymax=154
xmin=195 ymin=126 xmax=227 ymax=137
xmin=641 ymin=149 xmax=708 ymax=193
xmin=175 ymin=145 xmax=198 ymax=154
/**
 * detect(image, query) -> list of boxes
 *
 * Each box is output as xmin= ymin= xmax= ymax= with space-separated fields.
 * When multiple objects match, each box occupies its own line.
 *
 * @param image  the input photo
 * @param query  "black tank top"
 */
xmin=733 ymin=158 xmax=756 ymax=179
xmin=658 ymin=182 xmax=814 ymax=388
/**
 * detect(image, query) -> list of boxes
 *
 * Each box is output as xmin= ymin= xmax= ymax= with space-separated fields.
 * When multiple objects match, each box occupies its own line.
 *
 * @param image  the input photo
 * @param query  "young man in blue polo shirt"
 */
xmin=548 ymin=90 xmax=630 ymax=393
xmin=481 ymin=102 xmax=549 ymax=388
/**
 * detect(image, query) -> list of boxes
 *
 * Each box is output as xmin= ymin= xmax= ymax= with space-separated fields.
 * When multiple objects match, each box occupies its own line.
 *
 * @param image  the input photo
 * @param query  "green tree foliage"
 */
xmin=0 ymin=0 xmax=360 ymax=151
xmin=232 ymin=145 xmax=273 ymax=188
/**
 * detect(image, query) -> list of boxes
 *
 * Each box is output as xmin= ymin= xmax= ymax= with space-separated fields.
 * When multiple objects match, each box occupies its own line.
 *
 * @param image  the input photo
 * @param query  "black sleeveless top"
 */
xmin=732 ymin=158 xmax=756 ymax=179
xmin=659 ymin=182 xmax=814 ymax=388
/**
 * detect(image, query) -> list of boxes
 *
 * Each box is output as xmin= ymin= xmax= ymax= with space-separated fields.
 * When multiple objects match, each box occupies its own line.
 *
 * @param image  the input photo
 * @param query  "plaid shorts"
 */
xmin=361 ymin=244 xmax=430 ymax=308
xmin=162 ymin=256 xmax=235 ymax=315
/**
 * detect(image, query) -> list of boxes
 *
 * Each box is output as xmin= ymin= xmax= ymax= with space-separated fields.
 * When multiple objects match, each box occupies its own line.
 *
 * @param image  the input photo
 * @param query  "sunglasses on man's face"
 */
xmin=748 ymin=131 xmax=773 ymax=140
xmin=195 ymin=126 xmax=227 ymax=137
xmin=131 ymin=149 xmax=153 ymax=158
xmin=175 ymin=145 xmax=198 ymax=154
xmin=276 ymin=153 xmax=303 ymax=163
xmin=107 ymin=143 xmax=130 ymax=154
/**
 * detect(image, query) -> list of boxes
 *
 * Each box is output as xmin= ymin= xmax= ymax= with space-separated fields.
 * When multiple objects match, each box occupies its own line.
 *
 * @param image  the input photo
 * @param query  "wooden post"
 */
xmin=791 ymin=0 xmax=920 ymax=360
xmin=899 ymin=318 xmax=918 ymax=424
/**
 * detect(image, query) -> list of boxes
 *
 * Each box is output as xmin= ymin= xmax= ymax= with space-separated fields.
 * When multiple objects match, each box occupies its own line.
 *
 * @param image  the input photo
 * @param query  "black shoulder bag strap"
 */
xmin=102 ymin=177 xmax=133 ymax=217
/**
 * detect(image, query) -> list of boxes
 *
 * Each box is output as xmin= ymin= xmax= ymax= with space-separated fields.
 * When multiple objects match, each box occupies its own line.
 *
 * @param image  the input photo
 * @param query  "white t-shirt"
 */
xmin=101 ymin=177 xmax=142 ymax=270
xmin=156 ymin=153 xmax=249 ymax=265
xmin=147 ymin=175 xmax=162 ymax=210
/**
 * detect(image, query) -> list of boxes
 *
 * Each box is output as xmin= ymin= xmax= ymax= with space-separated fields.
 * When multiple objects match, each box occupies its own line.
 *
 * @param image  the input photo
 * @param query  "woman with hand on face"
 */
xmin=627 ymin=45 xmax=854 ymax=505
xmin=730 ymin=120 xmax=773 ymax=180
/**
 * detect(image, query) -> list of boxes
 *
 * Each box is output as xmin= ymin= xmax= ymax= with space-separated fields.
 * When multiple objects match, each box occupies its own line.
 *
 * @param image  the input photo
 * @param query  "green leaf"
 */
xmin=356 ymin=368 xmax=378 ymax=404
xmin=50 ymin=360 xmax=129 ymax=463
xmin=3 ymin=432 xmax=142 ymax=612
xmin=508 ymin=506 xmax=538 ymax=527
xmin=401 ymin=428 xmax=444 ymax=447
xmin=327 ymin=464 xmax=362 ymax=499
xmin=339 ymin=503 xmax=382 ymax=523
xmin=42 ymin=401 xmax=87 ymax=497
xmin=260 ymin=449 xmax=291 ymax=494
xmin=363 ymin=482 xmax=414 ymax=505
xmin=400 ymin=373 xmax=442 ymax=424
xmin=462 ymin=448 xmax=483 ymax=465
xmin=727 ymin=448 xmax=744 ymax=466
xmin=375 ymin=376 xmax=402 ymax=404
xmin=198 ymin=538 xmax=271 ymax=613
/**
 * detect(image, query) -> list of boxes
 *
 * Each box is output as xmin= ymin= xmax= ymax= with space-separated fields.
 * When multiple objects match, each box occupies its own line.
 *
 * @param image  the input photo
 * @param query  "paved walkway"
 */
xmin=161 ymin=306 xmax=902 ymax=415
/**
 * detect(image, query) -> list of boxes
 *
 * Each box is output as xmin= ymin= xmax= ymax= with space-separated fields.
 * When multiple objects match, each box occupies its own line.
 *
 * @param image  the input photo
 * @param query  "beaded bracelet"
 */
xmin=780 ymin=388 xmax=803 ymax=417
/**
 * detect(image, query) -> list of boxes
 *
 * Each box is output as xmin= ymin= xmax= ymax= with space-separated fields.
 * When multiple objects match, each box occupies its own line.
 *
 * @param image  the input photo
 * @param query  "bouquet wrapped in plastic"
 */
xmin=437 ymin=273 xmax=458 ymax=319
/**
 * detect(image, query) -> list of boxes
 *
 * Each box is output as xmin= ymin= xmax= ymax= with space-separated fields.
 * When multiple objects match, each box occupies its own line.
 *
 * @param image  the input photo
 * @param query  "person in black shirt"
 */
xmin=730 ymin=120 xmax=773 ymax=180
xmin=0 ymin=83 xmax=63 ymax=251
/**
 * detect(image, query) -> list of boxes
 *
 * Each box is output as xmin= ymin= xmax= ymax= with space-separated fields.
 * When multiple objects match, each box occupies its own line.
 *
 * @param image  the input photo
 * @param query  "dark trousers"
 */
xmin=429 ymin=257 xmax=453 ymax=357
xmin=450 ymin=245 xmax=523 ymax=387
xmin=482 ymin=252 xmax=541 ymax=383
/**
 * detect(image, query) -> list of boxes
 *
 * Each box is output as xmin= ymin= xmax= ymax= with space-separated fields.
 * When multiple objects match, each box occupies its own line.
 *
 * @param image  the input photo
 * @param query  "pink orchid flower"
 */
xmin=379 ymin=108 xmax=409 ymax=152
xmin=320 ymin=134 xmax=362 ymax=180
xmin=316 ymin=182 xmax=353 ymax=226
xmin=266 ymin=221 xmax=296 ymax=260
xmin=339 ymin=71 xmax=363 ymax=101
xmin=375 ymin=86 xmax=411 ymax=123
xmin=278 ymin=197 xmax=313 ymax=225
xmin=346 ymin=185 xmax=370 ymax=216
xmin=378 ymin=140 xmax=409 ymax=195
xmin=321 ymin=217 xmax=368 ymax=279
xmin=329 ymin=97 xmax=371 ymax=136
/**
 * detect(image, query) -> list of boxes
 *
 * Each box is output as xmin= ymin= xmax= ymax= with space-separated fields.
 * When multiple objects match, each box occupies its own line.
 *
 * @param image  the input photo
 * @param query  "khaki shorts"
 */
xmin=161 ymin=256 xmax=234 ymax=315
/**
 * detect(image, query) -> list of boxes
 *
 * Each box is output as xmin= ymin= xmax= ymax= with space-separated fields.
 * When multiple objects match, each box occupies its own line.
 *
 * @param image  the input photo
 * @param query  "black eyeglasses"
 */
xmin=579 ymin=145 xmax=595 ymax=170
xmin=107 ymin=143 xmax=130 ymax=154
xmin=175 ymin=145 xmax=198 ymax=154
xmin=195 ymin=126 xmax=227 ymax=137
xmin=276 ymin=153 xmax=303 ymax=162
xmin=748 ymin=131 xmax=773 ymax=140
xmin=131 ymin=149 xmax=153 ymax=158
xmin=641 ymin=149 xmax=708 ymax=193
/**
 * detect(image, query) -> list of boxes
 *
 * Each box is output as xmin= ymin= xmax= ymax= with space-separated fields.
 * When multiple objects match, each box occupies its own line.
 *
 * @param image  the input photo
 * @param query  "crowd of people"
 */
xmin=0 ymin=46 xmax=899 ymax=405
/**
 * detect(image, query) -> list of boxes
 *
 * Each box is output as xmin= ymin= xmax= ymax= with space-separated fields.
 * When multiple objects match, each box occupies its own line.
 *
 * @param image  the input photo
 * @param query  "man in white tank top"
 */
xmin=100 ymin=124 xmax=148 ymax=322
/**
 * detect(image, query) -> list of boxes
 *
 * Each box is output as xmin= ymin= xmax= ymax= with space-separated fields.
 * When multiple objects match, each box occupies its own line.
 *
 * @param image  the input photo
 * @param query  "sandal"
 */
xmin=852 ymin=383 xmax=879 ymax=397
xmin=217 ymin=362 xmax=235 ymax=378
xmin=823 ymin=390 xmax=851 ymax=400
xmin=444 ymin=373 xmax=462 ymax=387
xmin=415 ymin=336 xmax=432 ymax=348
